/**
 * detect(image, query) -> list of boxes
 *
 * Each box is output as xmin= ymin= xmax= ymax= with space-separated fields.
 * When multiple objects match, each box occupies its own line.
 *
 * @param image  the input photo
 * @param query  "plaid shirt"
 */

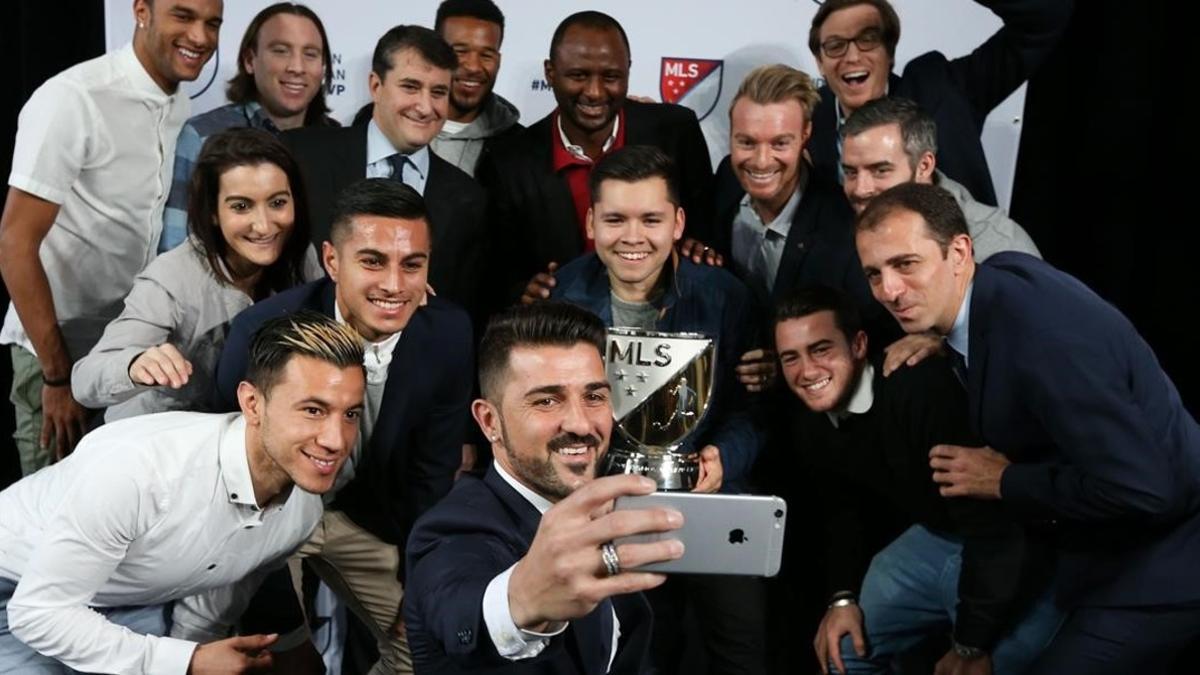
xmin=160 ymin=102 xmax=279 ymax=252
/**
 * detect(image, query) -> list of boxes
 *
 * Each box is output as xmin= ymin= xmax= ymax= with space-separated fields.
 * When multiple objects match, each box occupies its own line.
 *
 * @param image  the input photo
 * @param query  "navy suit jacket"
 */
xmin=405 ymin=466 xmax=653 ymax=674
xmin=281 ymin=124 xmax=489 ymax=323
xmin=477 ymin=100 xmax=713 ymax=308
xmin=808 ymin=0 xmax=1073 ymax=207
xmin=214 ymin=278 xmax=474 ymax=561
xmin=967 ymin=252 xmax=1200 ymax=606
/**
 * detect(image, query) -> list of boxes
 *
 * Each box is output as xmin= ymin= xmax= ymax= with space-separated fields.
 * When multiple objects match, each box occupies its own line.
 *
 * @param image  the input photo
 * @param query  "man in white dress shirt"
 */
xmin=0 ymin=0 xmax=224 ymax=473
xmin=0 ymin=311 xmax=364 ymax=674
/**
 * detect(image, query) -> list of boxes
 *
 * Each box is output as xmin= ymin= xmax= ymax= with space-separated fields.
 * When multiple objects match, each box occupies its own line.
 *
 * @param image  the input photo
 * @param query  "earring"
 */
xmin=138 ymin=21 xmax=145 ymax=28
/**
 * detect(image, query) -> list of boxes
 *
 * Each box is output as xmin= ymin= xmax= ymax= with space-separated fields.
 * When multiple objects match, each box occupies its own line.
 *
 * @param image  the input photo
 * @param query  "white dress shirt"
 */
xmin=365 ymin=119 xmax=430 ymax=195
xmin=0 ymin=412 xmax=323 ymax=674
xmin=1 ymin=43 xmax=190 ymax=361
xmin=331 ymin=302 xmax=401 ymax=493
xmin=482 ymin=462 xmax=621 ymax=671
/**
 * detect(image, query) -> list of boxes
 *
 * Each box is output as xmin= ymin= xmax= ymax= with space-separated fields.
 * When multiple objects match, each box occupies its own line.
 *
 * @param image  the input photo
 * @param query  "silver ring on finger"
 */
xmin=600 ymin=542 xmax=621 ymax=577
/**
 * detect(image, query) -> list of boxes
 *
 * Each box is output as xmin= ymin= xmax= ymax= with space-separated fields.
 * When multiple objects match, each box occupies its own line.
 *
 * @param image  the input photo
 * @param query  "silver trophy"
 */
xmin=603 ymin=328 xmax=716 ymax=491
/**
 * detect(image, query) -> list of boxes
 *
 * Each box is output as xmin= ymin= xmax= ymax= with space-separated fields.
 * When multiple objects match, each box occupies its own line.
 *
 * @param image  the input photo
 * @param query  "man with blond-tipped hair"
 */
xmin=0 ymin=311 xmax=365 ymax=673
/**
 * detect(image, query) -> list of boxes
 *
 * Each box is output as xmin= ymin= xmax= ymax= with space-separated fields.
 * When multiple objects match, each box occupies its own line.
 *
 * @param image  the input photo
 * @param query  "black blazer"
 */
xmin=808 ymin=0 xmax=1073 ymax=206
xmin=405 ymin=466 xmax=653 ymax=674
xmin=281 ymin=124 xmax=488 ymax=321
xmin=214 ymin=279 xmax=474 ymax=560
xmin=967 ymin=252 xmax=1200 ymax=607
xmin=710 ymin=156 xmax=895 ymax=344
xmin=477 ymin=100 xmax=713 ymax=306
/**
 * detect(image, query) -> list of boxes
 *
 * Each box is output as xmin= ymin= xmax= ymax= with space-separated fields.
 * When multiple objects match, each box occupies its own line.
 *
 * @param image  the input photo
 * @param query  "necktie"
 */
xmin=387 ymin=154 xmax=410 ymax=186
xmin=947 ymin=342 xmax=968 ymax=389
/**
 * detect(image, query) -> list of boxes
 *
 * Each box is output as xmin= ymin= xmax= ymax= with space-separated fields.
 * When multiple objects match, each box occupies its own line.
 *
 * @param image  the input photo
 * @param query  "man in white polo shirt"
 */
xmin=0 ymin=311 xmax=364 ymax=674
xmin=0 ymin=0 xmax=223 ymax=474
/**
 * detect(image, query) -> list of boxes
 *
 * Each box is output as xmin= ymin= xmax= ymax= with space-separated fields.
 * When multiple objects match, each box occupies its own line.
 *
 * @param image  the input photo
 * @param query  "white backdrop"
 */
xmin=105 ymin=0 xmax=1026 ymax=208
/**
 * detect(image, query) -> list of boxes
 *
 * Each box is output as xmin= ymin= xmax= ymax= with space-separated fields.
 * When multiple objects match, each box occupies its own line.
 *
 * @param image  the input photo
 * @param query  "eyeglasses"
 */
xmin=820 ymin=28 xmax=883 ymax=58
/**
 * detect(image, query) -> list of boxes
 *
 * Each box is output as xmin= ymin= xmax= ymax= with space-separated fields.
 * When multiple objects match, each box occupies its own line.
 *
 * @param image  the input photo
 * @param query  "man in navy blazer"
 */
xmin=806 ymin=0 xmax=1072 ymax=206
xmin=216 ymin=179 xmax=474 ymax=673
xmin=406 ymin=302 xmax=686 ymax=674
xmin=283 ymin=24 xmax=488 ymax=324
xmin=854 ymin=182 xmax=1200 ymax=673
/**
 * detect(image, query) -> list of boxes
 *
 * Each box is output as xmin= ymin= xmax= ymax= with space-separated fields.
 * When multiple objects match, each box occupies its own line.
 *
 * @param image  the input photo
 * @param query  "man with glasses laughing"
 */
xmin=804 ymin=0 xmax=1072 ymax=207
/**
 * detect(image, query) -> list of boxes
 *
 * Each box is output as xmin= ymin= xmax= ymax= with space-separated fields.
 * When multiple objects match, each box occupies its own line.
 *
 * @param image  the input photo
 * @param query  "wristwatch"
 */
xmin=827 ymin=591 xmax=857 ymax=609
xmin=952 ymin=642 xmax=987 ymax=660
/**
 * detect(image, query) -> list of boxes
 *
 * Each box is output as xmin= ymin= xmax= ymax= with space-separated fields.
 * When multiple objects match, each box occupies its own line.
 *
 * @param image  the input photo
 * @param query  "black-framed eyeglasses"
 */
xmin=820 ymin=28 xmax=883 ymax=58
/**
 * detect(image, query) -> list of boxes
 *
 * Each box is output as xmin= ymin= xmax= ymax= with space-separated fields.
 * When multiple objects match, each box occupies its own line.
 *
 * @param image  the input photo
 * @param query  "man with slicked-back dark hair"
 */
xmin=216 ymin=178 xmax=475 ymax=674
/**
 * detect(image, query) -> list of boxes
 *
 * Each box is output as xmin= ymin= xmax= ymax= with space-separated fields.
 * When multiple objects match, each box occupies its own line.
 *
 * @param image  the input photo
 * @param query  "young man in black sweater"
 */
xmin=773 ymin=286 xmax=1060 ymax=675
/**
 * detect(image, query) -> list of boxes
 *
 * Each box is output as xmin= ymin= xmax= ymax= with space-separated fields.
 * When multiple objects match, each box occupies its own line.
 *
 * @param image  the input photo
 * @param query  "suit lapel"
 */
xmin=531 ymin=114 xmax=584 ymax=260
xmin=966 ymin=270 xmax=991 ymax=437
xmin=368 ymin=307 xmax=428 ymax=465
xmin=771 ymin=179 xmax=816 ymax=305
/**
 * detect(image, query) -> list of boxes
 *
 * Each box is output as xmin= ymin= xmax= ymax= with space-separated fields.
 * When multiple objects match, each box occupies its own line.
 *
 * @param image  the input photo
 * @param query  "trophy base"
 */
xmin=603 ymin=447 xmax=699 ymax=491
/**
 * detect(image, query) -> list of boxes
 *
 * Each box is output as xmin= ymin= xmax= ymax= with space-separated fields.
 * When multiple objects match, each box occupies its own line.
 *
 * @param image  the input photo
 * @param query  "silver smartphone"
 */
xmin=611 ymin=492 xmax=787 ymax=577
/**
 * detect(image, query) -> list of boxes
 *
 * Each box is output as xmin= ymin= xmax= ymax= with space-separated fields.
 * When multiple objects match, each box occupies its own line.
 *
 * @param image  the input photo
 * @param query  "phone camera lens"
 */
xmin=774 ymin=509 xmax=784 ymax=518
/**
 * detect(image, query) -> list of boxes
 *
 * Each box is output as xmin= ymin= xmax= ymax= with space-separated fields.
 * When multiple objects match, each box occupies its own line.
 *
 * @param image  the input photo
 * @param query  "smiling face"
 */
xmin=588 ymin=177 xmax=684 ymax=303
xmin=856 ymin=208 xmax=971 ymax=334
xmin=776 ymin=310 xmax=867 ymax=413
xmin=323 ymin=215 xmax=431 ymax=342
xmin=842 ymin=122 xmax=935 ymax=214
xmin=133 ymin=0 xmax=223 ymax=92
xmin=370 ymin=47 xmax=451 ymax=153
xmin=441 ymin=15 xmax=503 ymax=123
xmin=241 ymin=354 xmax=364 ymax=499
xmin=816 ymin=3 xmax=890 ymax=116
xmin=245 ymin=13 xmax=325 ymax=129
xmin=730 ymin=97 xmax=811 ymax=220
xmin=475 ymin=343 xmax=612 ymax=502
xmin=216 ymin=162 xmax=294 ymax=281
xmin=545 ymin=24 xmax=629 ymax=141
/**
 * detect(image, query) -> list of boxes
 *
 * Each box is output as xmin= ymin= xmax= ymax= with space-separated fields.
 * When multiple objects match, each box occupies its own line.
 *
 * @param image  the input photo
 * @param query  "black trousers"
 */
xmin=1028 ymin=602 xmax=1200 ymax=675
xmin=645 ymin=574 xmax=768 ymax=675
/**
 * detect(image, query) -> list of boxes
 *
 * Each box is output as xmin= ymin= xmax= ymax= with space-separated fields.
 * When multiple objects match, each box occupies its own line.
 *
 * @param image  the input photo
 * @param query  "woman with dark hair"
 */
xmin=72 ymin=128 xmax=318 ymax=421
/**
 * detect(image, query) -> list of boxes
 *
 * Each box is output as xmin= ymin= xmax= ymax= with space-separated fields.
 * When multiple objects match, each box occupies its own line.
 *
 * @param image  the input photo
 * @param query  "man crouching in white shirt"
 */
xmin=0 ymin=310 xmax=364 ymax=674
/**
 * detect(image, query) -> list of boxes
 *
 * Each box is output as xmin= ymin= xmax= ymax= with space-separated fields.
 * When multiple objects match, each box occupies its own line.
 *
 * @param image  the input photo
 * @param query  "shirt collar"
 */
xmin=552 ymin=109 xmax=623 ymax=169
xmin=334 ymin=300 xmax=401 ymax=374
xmin=494 ymin=460 xmax=554 ymax=515
xmin=242 ymin=101 xmax=278 ymax=132
xmin=116 ymin=42 xmax=176 ymax=103
xmin=366 ymin=119 xmax=431 ymax=181
xmin=739 ymin=175 xmax=804 ymax=238
xmin=219 ymin=415 xmax=266 ymax=510
xmin=826 ymin=362 xmax=875 ymax=428
xmin=946 ymin=280 xmax=974 ymax=366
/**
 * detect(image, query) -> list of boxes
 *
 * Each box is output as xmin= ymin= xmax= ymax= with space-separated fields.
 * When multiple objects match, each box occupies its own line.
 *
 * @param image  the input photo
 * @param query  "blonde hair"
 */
xmin=730 ymin=64 xmax=821 ymax=120
xmin=247 ymin=310 xmax=364 ymax=393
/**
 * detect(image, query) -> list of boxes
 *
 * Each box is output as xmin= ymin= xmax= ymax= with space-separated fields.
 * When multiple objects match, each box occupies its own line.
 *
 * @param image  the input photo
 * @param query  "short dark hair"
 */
xmin=246 ymin=310 xmax=364 ymax=395
xmin=841 ymin=97 xmax=938 ymax=169
xmin=372 ymin=25 xmax=457 ymax=79
xmin=774 ymin=285 xmax=863 ymax=344
xmin=588 ymin=145 xmax=681 ymax=206
xmin=857 ymin=182 xmax=969 ymax=254
xmin=328 ymin=178 xmax=429 ymax=246
xmin=478 ymin=302 xmax=607 ymax=401
xmin=226 ymin=3 xmax=336 ymax=126
xmin=187 ymin=128 xmax=311 ymax=296
xmin=808 ymin=0 xmax=901 ymax=62
xmin=549 ymin=11 xmax=630 ymax=62
xmin=435 ymin=0 xmax=506 ymax=44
